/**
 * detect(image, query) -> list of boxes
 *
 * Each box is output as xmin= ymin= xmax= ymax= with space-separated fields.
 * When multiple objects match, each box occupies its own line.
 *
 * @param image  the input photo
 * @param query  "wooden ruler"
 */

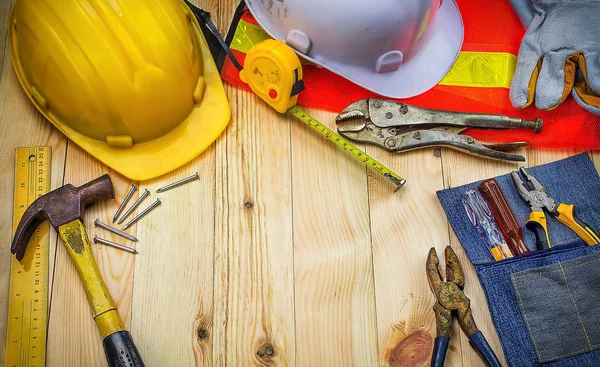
xmin=5 ymin=147 xmax=51 ymax=367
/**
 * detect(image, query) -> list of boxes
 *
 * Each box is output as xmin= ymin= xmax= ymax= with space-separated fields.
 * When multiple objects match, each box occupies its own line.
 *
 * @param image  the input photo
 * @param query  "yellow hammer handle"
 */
xmin=57 ymin=219 xmax=124 ymax=338
xmin=555 ymin=204 xmax=600 ymax=246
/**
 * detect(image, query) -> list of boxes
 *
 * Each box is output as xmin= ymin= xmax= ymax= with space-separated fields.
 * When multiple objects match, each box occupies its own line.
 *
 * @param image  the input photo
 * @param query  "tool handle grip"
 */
xmin=430 ymin=336 xmax=449 ymax=367
xmin=469 ymin=330 xmax=502 ymax=367
xmin=479 ymin=179 xmax=531 ymax=255
xmin=58 ymin=220 xmax=145 ymax=365
xmin=526 ymin=211 xmax=551 ymax=250
xmin=103 ymin=330 xmax=145 ymax=367
xmin=555 ymin=204 xmax=600 ymax=246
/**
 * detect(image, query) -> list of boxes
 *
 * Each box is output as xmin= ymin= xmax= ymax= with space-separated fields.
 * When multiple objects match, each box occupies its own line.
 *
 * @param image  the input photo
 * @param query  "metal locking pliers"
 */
xmin=336 ymin=99 xmax=543 ymax=162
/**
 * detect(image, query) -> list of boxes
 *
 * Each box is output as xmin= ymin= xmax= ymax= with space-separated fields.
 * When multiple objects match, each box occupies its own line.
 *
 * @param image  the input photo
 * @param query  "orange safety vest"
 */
xmin=220 ymin=1 xmax=600 ymax=149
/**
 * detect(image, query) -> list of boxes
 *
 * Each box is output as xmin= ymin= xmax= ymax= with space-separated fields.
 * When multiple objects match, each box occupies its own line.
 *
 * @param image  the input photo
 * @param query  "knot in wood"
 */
xmin=256 ymin=343 xmax=276 ymax=360
xmin=197 ymin=327 xmax=209 ymax=340
xmin=388 ymin=329 xmax=433 ymax=367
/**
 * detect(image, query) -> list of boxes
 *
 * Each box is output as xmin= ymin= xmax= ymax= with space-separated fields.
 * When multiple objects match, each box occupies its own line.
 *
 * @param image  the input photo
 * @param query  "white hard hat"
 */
xmin=245 ymin=0 xmax=464 ymax=98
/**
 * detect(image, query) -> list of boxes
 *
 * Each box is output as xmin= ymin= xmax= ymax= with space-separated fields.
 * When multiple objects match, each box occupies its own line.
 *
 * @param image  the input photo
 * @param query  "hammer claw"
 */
xmin=11 ymin=209 xmax=48 ymax=261
xmin=10 ymin=174 xmax=114 ymax=261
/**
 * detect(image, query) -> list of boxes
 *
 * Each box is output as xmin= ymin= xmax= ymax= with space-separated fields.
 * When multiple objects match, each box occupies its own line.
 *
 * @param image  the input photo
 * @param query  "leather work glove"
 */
xmin=508 ymin=0 xmax=534 ymax=27
xmin=509 ymin=0 xmax=600 ymax=115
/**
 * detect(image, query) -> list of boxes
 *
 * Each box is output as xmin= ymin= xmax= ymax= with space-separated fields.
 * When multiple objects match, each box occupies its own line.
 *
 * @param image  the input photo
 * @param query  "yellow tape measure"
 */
xmin=5 ymin=147 xmax=51 ymax=367
xmin=240 ymin=40 xmax=406 ymax=190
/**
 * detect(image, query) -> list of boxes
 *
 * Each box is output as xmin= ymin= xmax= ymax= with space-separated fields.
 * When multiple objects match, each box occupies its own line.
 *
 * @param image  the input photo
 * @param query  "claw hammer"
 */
xmin=10 ymin=174 xmax=144 ymax=367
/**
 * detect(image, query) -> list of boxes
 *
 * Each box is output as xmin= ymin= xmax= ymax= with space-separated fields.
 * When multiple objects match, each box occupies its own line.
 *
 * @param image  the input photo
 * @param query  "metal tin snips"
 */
xmin=426 ymin=246 xmax=502 ymax=367
xmin=336 ymin=98 xmax=543 ymax=162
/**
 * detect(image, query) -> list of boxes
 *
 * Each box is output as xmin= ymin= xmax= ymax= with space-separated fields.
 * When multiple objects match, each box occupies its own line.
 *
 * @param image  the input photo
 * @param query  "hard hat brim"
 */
xmin=248 ymin=0 xmax=464 ymax=99
xmin=9 ymin=3 xmax=230 ymax=181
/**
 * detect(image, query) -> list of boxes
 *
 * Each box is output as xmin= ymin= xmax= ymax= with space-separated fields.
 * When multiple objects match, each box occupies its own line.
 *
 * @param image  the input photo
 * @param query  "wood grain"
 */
xmin=213 ymin=85 xmax=296 ymax=366
xmin=367 ymin=147 xmax=451 ymax=367
xmin=0 ymin=0 xmax=11 ymax=81
xmin=291 ymin=107 xmax=378 ymax=366
xmin=0 ymin=48 xmax=67 ymax=365
xmin=129 ymin=157 xmax=215 ymax=366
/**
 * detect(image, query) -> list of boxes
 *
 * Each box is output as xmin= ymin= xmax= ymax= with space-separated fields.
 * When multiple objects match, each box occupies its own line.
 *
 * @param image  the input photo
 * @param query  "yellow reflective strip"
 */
xmin=439 ymin=52 xmax=517 ymax=89
xmin=231 ymin=20 xmax=517 ymax=89
xmin=230 ymin=20 xmax=272 ymax=54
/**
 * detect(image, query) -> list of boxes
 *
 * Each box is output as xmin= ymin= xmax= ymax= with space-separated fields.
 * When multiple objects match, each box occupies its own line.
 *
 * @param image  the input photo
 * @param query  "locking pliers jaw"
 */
xmin=336 ymin=98 xmax=543 ymax=162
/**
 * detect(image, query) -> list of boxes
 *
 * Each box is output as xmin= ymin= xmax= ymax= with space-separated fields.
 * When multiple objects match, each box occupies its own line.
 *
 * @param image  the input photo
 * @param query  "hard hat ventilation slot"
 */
xmin=106 ymin=135 xmax=133 ymax=148
xmin=375 ymin=51 xmax=404 ymax=73
xmin=30 ymin=87 xmax=48 ymax=110
xmin=286 ymin=29 xmax=312 ymax=55
xmin=193 ymin=76 xmax=206 ymax=104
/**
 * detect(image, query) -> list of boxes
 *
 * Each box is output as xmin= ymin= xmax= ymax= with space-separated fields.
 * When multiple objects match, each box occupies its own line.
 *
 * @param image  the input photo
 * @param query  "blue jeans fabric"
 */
xmin=437 ymin=153 xmax=600 ymax=366
xmin=511 ymin=250 xmax=600 ymax=363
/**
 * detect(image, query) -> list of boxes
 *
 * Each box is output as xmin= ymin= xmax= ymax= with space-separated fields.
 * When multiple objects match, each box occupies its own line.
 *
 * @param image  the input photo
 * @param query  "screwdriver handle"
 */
xmin=478 ymin=179 xmax=530 ymax=256
xmin=526 ymin=211 xmax=551 ymax=250
xmin=555 ymin=204 xmax=600 ymax=246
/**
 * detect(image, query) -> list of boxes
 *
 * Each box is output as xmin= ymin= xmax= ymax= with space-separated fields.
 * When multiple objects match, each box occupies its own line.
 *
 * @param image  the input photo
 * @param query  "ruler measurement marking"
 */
xmin=6 ymin=147 xmax=51 ymax=367
xmin=20 ymin=301 xmax=24 ymax=367
xmin=27 ymin=302 xmax=31 ymax=365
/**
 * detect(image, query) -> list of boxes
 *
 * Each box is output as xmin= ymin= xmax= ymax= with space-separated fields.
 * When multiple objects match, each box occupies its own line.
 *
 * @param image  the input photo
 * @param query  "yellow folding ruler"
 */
xmin=5 ymin=147 xmax=51 ymax=367
xmin=239 ymin=39 xmax=406 ymax=190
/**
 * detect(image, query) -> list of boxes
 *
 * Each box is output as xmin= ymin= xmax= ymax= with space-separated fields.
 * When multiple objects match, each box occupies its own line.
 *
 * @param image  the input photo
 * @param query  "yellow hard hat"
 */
xmin=9 ymin=0 xmax=230 ymax=180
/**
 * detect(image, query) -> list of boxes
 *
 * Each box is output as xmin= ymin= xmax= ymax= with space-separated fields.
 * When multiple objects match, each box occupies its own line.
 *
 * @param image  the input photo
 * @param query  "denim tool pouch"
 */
xmin=437 ymin=153 xmax=600 ymax=366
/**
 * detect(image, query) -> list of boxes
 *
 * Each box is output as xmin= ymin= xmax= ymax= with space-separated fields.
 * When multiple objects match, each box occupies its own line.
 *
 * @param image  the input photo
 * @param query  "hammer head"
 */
xmin=11 ymin=174 xmax=114 ymax=261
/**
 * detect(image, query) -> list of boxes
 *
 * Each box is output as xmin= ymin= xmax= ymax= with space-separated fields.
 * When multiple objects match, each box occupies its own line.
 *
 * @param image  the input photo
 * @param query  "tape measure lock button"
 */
xmin=268 ymin=88 xmax=278 ymax=99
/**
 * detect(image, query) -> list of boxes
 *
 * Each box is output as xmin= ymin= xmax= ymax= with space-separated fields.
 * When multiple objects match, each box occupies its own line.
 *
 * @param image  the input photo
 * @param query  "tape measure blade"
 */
xmin=287 ymin=107 xmax=405 ymax=189
xmin=5 ymin=147 xmax=51 ymax=367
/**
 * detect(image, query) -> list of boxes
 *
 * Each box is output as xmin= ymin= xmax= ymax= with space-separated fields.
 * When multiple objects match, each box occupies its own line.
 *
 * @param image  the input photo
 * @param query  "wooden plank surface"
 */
xmin=212 ymin=86 xmax=296 ymax=367
xmin=291 ymin=107 xmax=378 ymax=366
xmin=368 ymin=148 xmax=451 ymax=367
xmin=0 ymin=0 xmax=10 ymax=77
xmin=0 ymin=1 xmax=599 ymax=366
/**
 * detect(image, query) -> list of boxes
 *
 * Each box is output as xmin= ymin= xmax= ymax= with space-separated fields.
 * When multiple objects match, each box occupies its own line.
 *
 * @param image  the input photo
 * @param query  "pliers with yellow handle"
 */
xmin=511 ymin=167 xmax=600 ymax=249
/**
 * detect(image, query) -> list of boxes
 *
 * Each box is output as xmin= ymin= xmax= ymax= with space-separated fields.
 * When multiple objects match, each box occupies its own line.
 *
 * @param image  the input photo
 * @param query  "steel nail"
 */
xmin=123 ymin=198 xmax=162 ymax=230
xmin=94 ymin=236 xmax=138 ymax=254
xmin=117 ymin=189 xmax=151 ymax=224
xmin=113 ymin=184 xmax=137 ymax=222
xmin=156 ymin=173 xmax=199 ymax=193
xmin=94 ymin=218 xmax=138 ymax=242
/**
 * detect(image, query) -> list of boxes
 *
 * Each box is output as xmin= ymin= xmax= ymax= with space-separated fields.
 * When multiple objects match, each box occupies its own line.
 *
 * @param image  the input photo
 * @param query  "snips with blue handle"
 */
xmin=426 ymin=246 xmax=502 ymax=367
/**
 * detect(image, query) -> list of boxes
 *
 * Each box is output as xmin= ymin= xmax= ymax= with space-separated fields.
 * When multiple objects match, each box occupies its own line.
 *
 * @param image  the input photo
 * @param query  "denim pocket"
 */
xmin=511 ymin=250 xmax=600 ymax=363
xmin=477 ymin=243 xmax=600 ymax=367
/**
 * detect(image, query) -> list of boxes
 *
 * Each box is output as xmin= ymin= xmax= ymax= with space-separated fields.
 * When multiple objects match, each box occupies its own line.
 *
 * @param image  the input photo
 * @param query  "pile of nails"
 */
xmin=93 ymin=173 xmax=199 ymax=254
